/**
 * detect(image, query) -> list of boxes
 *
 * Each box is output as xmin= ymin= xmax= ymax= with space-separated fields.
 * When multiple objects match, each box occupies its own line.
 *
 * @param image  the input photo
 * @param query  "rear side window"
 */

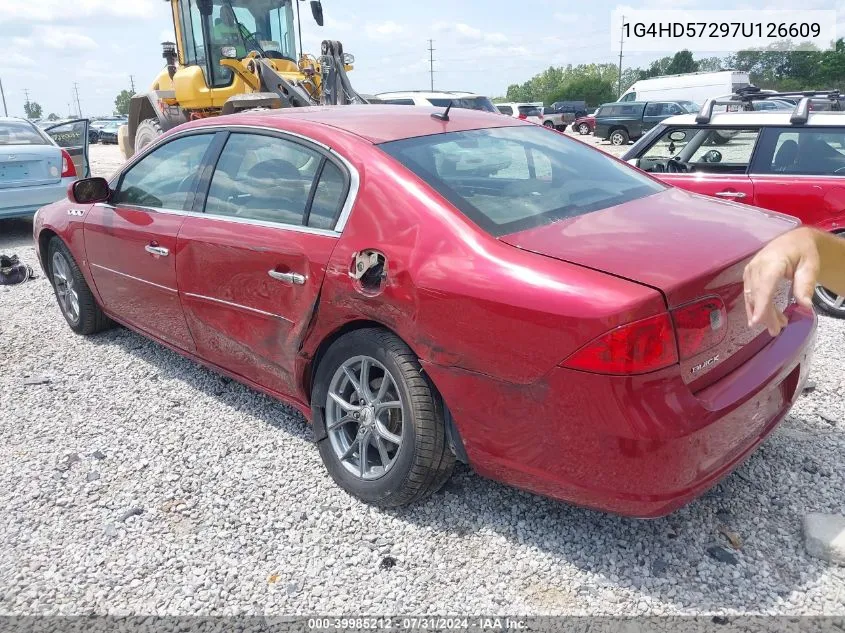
xmin=308 ymin=160 xmax=347 ymax=230
xmin=429 ymin=97 xmax=497 ymax=113
xmin=518 ymin=106 xmax=541 ymax=117
xmin=497 ymin=105 xmax=513 ymax=115
xmin=114 ymin=134 xmax=214 ymax=209
xmin=380 ymin=126 xmax=664 ymax=237
xmin=204 ymin=133 xmax=321 ymax=225
xmin=382 ymin=99 xmax=415 ymax=105
xmin=754 ymin=128 xmax=845 ymax=175
xmin=0 ymin=120 xmax=48 ymax=146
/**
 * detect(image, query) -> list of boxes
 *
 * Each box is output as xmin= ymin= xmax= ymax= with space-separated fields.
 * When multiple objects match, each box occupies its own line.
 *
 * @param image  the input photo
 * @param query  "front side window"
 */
xmin=636 ymin=127 xmax=760 ymax=174
xmin=204 ymin=133 xmax=325 ymax=225
xmin=755 ymin=128 xmax=845 ymax=175
xmin=429 ymin=97 xmax=497 ymax=113
xmin=114 ymin=134 xmax=214 ymax=209
xmin=497 ymin=105 xmax=513 ymax=116
xmin=380 ymin=126 xmax=664 ymax=237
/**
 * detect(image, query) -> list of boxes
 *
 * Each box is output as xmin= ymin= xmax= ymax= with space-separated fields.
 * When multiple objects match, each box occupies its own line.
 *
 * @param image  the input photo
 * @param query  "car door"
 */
xmin=44 ymin=119 xmax=90 ymax=178
xmin=84 ymin=132 xmax=219 ymax=351
xmin=176 ymin=130 xmax=351 ymax=396
xmin=750 ymin=127 xmax=845 ymax=229
xmin=636 ymin=126 xmax=759 ymax=203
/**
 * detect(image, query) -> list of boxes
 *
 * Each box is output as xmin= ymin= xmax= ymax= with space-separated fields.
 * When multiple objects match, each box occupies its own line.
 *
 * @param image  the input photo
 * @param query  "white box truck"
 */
xmin=618 ymin=71 xmax=750 ymax=106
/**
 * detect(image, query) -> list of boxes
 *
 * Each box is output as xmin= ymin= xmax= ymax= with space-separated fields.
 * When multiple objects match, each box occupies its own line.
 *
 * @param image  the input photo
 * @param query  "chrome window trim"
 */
xmin=90 ymin=263 xmax=178 ymax=294
xmin=93 ymin=202 xmax=340 ymax=238
xmin=111 ymin=124 xmax=360 ymax=234
xmin=183 ymin=292 xmax=293 ymax=323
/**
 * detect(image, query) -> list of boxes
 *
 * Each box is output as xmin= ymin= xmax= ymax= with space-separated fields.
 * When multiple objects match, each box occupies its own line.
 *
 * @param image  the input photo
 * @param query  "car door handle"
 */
xmin=144 ymin=244 xmax=169 ymax=257
xmin=268 ymin=270 xmax=306 ymax=285
xmin=715 ymin=191 xmax=747 ymax=199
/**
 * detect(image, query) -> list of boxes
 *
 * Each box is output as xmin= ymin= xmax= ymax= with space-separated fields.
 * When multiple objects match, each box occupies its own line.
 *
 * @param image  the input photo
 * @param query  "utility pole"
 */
xmin=130 ymin=75 xmax=136 ymax=93
xmin=428 ymin=39 xmax=435 ymax=91
xmin=23 ymin=88 xmax=30 ymax=118
xmin=617 ymin=16 xmax=625 ymax=98
xmin=73 ymin=83 xmax=82 ymax=118
xmin=0 ymin=78 xmax=8 ymax=117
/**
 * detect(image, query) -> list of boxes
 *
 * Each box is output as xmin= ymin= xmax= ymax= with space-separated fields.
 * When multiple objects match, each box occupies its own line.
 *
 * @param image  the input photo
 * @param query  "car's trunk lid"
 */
xmin=500 ymin=187 xmax=798 ymax=386
xmin=0 ymin=146 xmax=62 ymax=189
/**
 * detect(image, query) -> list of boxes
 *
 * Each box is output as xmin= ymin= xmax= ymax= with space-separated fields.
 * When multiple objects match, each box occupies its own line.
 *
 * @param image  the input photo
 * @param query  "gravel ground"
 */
xmin=0 ymin=143 xmax=844 ymax=617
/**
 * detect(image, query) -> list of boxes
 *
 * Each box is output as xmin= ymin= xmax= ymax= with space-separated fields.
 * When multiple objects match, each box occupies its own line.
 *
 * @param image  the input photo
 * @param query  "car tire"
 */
xmin=134 ymin=118 xmax=164 ymax=154
xmin=543 ymin=121 xmax=555 ymax=128
xmin=812 ymin=230 xmax=845 ymax=318
xmin=609 ymin=129 xmax=629 ymax=146
xmin=47 ymin=237 xmax=112 ymax=335
xmin=578 ymin=123 xmax=591 ymax=135
xmin=313 ymin=328 xmax=455 ymax=507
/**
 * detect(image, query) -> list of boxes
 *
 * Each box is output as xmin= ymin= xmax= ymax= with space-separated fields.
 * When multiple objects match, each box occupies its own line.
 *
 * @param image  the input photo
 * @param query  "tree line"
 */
xmin=501 ymin=39 xmax=845 ymax=107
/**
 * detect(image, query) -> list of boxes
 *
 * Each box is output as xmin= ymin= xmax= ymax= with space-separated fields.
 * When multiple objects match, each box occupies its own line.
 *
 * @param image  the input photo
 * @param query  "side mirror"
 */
xmin=626 ymin=158 xmax=640 ymax=167
xmin=310 ymin=0 xmax=324 ymax=26
xmin=70 ymin=177 xmax=111 ymax=204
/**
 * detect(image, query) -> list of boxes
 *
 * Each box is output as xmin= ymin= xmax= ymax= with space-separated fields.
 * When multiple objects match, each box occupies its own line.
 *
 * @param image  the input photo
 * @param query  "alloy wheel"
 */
xmin=815 ymin=285 xmax=845 ymax=312
xmin=579 ymin=124 xmax=590 ymax=135
xmin=325 ymin=355 xmax=404 ymax=481
xmin=52 ymin=251 xmax=80 ymax=325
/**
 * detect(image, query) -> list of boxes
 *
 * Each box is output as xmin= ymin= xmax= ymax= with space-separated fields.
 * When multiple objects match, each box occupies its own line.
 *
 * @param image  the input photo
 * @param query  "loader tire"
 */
xmin=134 ymin=119 xmax=164 ymax=155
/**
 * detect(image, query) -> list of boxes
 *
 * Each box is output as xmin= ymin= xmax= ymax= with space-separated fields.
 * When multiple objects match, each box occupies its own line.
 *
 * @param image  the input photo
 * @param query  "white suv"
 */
xmin=495 ymin=102 xmax=545 ymax=126
xmin=375 ymin=91 xmax=498 ymax=113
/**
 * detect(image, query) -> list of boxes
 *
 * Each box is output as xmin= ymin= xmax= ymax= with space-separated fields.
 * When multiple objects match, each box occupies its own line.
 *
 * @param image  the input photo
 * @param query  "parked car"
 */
xmin=619 ymin=70 xmax=750 ymax=105
xmin=595 ymin=101 xmax=696 ymax=145
xmin=572 ymin=108 xmax=599 ymax=135
xmin=541 ymin=103 xmax=588 ymax=130
xmin=624 ymin=96 xmax=845 ymax=317
xmin=34 ymin=106 xmax=815 ymax=517
xmin=496 ymin=102 xmax=545 ymax=126
xmin=376 ymin=91 xmax=498 ymax=113
xmin=0 ymin=117 xmax=87 ymax=219
xmin=98 ymin=122 xmax=120 ymax=145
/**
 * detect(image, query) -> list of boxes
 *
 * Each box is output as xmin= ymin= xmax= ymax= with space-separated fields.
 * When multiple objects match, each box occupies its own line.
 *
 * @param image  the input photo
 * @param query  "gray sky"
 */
xmin=1 ymin=0 xmax=843 ymax=118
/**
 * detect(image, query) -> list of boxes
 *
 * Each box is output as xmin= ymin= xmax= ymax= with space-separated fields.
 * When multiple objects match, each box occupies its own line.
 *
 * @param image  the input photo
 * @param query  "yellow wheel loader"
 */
xmin=120 ymin=0 xmax=370 ymax=159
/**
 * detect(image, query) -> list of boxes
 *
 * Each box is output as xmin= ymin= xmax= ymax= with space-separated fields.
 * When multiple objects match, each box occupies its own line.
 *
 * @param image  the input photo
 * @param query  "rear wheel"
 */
xmin=543 ymin=121 xmax=555 ymax=128
xmin=313 ymin=328 xmax=454 ymax=507
xmin=609 ymin=128 xmax=629 ymax=146
xmin=812 ymin=230 xmax=845 ymax=318
xmin=134 ymin=119 xmax=164 ymax=154
xmin=578 ymin=123 xmax=591 ymax=135
xmin=47 ymin=237 xmax=112 ymax=335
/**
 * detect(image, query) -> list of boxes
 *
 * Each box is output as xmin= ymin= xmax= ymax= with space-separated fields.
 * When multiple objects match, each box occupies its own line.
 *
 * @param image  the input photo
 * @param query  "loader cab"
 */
xmin=174 ymin=0 xmax=320 ymax=88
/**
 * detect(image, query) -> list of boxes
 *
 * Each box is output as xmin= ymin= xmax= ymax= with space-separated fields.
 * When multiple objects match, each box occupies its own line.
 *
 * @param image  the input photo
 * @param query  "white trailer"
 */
xmin=618 ymin=71 xmax=750 ymax=106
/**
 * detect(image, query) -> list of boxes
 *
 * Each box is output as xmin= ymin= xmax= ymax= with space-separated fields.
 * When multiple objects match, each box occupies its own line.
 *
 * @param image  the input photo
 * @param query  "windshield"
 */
xmin=676 ymin=101 xmax=700 ymax=112
xmin=181 ymin=0 xmax=297 ymax=87
xmin=380 ymin=126 xmax=664 ymax=237
xmin=0 ymin=120 xmax=49 ymax=146
xmin=428 ymin=97 xmax=497 ymax=113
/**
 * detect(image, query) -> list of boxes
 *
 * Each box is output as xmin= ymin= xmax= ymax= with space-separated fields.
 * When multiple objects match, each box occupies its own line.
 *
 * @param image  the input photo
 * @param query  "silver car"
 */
xmin=0 ymin=117 xmax=89 ymax=220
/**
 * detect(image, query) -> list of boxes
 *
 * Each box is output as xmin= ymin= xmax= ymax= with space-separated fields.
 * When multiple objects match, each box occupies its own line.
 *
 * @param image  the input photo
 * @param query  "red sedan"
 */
xmin=33 ymin=106 xmax=816 ymax=517
xmin=572 ymin=110 xmax=597 ymax=135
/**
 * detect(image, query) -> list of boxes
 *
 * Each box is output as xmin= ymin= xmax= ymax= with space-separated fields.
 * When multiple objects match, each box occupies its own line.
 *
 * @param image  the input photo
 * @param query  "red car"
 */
xmin=623 ymin=107 xmax=845 ymax=318
xmin=572 ymin=110 xmax=597 ymax=135
xmin=34 ymin=106 xmax=816 ymax=517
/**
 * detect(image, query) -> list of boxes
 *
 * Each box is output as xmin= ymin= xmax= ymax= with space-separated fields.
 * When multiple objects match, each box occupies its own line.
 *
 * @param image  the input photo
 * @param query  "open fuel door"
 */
xmin=44 ymin=119 xmax=90 ymax=178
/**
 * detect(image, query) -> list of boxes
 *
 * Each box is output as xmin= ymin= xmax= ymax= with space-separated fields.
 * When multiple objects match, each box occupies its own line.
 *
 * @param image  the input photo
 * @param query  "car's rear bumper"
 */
xmin=424 ymin=304 xmax=816 ymax=517
xmin=0 ymin=178 xmax=74 ymax=219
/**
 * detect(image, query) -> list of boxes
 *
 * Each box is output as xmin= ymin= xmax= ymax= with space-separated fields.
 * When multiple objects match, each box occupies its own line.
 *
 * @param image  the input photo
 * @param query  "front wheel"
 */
xmin=812 ymin=230 xmax=845 ymax=318
xmin=578 ymin=123 xmax=591 ymax=135
xmin=543 ymin=121 xmax=555 ymax=128
xmin=134 ymin=118 xmax=164 ymax=154
xmin=48 ymin=237 xmax=112 ymax=335
xmin=313 ymin=328 xmax=455 ymax=507
xmin=609 ymin=129 xmax=629 ymax=146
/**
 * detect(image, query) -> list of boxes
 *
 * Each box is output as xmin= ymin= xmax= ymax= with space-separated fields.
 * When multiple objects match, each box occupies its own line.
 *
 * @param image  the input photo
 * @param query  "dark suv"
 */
xmin=594 ymin=101 xmax=695 ymax=146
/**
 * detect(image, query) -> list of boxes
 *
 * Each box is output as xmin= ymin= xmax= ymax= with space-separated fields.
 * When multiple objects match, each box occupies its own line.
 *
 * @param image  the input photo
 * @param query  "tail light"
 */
xmin=670 ymin=297 xmax=727 ymax=361
xmin=60 ymin=149 xmax=77 ymax=178
xmin=562 ymin=313 xmax=678 ymax=375
xmin=518 ymin=113 xmax=528 ymax=120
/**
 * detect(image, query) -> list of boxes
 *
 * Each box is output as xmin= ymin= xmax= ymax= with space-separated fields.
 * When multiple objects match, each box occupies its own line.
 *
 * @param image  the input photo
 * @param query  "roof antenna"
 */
xmin=431 ymin=100 xmax=453 ymax=122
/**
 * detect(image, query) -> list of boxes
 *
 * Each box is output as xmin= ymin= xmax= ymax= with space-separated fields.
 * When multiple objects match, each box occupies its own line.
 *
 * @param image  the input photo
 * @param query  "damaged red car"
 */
xmin=33 ymin=106 xmax=816 ymax=517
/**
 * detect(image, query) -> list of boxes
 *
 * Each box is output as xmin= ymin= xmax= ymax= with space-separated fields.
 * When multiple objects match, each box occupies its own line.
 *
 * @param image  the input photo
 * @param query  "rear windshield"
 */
xmin=380 ymin=126 xmax=665 ymax=237
xmin=428 ymin=97 xmax=498 ymax=113
xmin=0 ymin=120 xmax=49 ymax=146
xmin=517 ymin=105 xmax=541 ymax=117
